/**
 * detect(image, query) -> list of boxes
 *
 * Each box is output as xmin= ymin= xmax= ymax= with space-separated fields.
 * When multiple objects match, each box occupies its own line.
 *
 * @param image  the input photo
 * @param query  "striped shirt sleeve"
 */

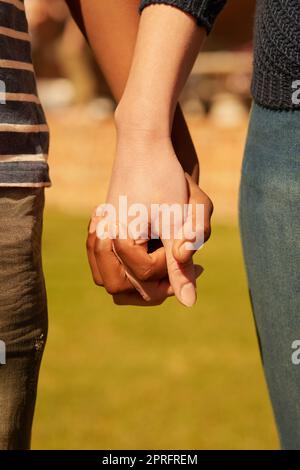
xmin=0 ymin=0 xmax=50 ymax=187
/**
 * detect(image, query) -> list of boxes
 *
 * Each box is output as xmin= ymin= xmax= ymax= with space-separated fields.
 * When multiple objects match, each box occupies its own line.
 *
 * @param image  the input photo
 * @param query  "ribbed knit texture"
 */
xmin=251 ymin=0 xmax=300 ymax=110
xmin=139 ymin=0 xmax=227 ymax=33
xmin=140 ymin=0 xmax=300 ymax=111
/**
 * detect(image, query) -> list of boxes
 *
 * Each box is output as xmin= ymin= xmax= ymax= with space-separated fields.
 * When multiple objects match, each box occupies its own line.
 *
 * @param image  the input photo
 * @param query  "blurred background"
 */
xmin=25 ymin=0 xmax=279 ymax=449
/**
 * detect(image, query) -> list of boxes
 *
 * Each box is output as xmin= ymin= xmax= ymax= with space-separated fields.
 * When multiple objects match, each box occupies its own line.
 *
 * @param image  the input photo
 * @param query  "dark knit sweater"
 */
xmin=139 ymin=0 xmax=300 ymax=111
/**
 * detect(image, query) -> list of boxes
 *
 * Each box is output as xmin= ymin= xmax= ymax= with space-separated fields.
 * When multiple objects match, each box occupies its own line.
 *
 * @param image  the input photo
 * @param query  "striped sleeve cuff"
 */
xmin=0 ymin=161 xmax=51 ymax=187
xmin=139 ymin=0 xmax=227 ymax=33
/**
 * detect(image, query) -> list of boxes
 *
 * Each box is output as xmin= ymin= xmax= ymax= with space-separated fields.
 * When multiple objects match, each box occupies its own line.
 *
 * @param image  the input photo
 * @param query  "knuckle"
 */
xmin=86 ymin=238 xmax=93 ymax=252
xmin=93 ymin=276 xmax=103 ymax=287
xmin=88 ymin=268 xmax=103 ymax=286
xmin=168 ymin=256 xmax=183 ymax=274
xmin=94 ymin=243 xmax=102 ymax=256
xmin=106 ymin=285 xmax=117 ymax=295
xmin=208 ymin=199 xmax=214 ymax=215
xmin=105 ymin=282 xmax=121 ymax=295
xmin=203 ymin=224 xmax=212 ymax=241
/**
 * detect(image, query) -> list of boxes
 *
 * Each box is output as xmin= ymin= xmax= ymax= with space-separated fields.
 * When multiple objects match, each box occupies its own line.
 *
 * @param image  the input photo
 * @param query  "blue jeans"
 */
xmin=239 ymin=103 xmax=300 ymax=449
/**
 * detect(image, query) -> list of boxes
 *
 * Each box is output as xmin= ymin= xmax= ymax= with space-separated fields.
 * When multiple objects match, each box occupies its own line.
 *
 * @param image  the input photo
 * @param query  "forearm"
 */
xmin=116 ymin=4 xmax=206 ymax=136
xmin=66 ymin=0 xmax=203 ymax=178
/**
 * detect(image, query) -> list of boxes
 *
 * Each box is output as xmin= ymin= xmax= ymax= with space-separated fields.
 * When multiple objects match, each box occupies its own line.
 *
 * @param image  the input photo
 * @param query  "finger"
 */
xmin=173 ymin=173 xmax=213 ymax=265
xmin=113 ymin=279 xmax=174 ymax=306
xmin=86 ymin=218 xmax=103 ymax=286
xmin=94 ymin=217 xmax=172 ymax=302
xmin=94 ymin=236 xmax=135 ymax=295
xmin=163 ymin=237 xmax=197 ymax=307
xmin=113 ymin=236 xmax=168 ymax=281
xmin=113 ymin=264 xmax=203 ymax=306
xmin=112 ymin=241 xmax=169 ymax=302
xmin=113 ymin=293 xmax=168 ymax=306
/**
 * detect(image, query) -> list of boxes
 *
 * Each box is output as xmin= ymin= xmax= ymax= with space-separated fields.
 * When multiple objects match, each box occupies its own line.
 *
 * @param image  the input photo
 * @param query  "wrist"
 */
xmin=115 ymin=96 xmax=174 ymax=139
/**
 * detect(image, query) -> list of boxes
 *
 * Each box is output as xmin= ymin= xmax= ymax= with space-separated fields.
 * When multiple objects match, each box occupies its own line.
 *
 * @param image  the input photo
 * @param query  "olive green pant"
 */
xmin=0 ymin=188 xmax=48 ymax=450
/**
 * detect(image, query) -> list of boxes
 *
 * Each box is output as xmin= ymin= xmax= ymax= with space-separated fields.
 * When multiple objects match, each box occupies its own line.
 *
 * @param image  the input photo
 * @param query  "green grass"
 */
xmin=32 ymin=208 xmax=279 ymax=449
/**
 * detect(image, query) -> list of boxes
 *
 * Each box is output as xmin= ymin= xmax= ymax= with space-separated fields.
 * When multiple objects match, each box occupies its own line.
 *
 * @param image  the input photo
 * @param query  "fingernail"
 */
xmin=180 ymin=283 xmax=196 ymax=307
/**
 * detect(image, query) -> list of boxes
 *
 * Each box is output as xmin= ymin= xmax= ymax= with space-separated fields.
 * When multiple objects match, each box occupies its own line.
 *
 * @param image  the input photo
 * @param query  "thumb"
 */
xmin=162 ymin=237 xmax=197 ymax=307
